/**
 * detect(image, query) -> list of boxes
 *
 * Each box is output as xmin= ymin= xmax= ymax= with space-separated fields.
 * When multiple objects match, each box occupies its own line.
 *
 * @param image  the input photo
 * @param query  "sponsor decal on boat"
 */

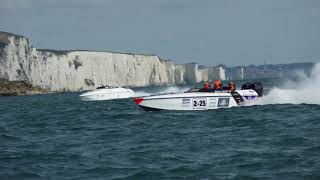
xmin=192 ymin=98 xmax=207 ymax=109
xmin=182 ymin=98 xmax=191 ymax=104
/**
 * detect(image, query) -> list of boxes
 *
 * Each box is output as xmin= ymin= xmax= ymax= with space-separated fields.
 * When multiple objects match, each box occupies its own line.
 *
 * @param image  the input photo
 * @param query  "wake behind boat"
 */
xmin=134 ymin=81 xmax=263 ymax=111
xmin=80 ymin=85 xmax=135 ymax=101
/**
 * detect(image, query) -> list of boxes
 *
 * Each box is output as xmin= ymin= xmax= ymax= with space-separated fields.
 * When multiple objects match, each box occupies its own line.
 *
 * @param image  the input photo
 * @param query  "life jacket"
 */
xmin=203 ymin=82 xmax=210 ymax=89
xmin=213 ymin=80 xmax=222 ymax=90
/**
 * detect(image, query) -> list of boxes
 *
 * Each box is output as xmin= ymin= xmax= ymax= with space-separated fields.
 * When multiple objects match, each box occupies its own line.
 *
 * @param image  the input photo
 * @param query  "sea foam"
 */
xmin=253 ymin=63 xmax=320 ymax=105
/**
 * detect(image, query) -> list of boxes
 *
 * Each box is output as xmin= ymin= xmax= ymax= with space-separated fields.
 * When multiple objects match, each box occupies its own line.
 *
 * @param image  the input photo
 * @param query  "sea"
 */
xmin=1 ymin=64 xmax=320 ymax=180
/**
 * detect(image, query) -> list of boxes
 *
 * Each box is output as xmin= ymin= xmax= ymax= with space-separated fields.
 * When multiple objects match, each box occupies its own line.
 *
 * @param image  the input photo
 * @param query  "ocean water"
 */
xmin=1 ymin=65 xmax=320 ymax=179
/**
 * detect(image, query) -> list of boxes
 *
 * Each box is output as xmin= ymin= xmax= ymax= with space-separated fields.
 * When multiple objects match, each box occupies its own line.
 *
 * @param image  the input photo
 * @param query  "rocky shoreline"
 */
xmin=0 ymin=79 xmax=47 ymax=96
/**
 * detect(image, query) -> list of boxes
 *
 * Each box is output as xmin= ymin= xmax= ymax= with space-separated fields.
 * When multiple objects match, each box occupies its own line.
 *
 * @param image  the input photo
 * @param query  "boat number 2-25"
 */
xmin=193 ymin=99 xmax=207 ymax=108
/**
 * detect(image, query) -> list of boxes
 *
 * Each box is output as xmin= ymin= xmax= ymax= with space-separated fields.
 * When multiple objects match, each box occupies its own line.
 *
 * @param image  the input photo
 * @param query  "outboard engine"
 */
xmin=241 ymin=82 xmax=263 ymax=97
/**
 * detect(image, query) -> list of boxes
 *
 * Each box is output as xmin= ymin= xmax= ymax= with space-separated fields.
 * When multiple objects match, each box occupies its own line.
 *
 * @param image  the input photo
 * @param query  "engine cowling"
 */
xmin=241 ymin=82 xmax=263 ymax=97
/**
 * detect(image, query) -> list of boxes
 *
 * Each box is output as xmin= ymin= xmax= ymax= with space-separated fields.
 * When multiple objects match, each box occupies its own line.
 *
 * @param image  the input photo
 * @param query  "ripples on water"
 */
xmin=1 ymin=92 xmax=320 ymax=179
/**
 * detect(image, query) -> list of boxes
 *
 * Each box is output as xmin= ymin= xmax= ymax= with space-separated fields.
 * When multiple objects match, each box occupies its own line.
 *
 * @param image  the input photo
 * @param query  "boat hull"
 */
xmin=80 ymin=88 xmax=135 ymax=101
xmin=135 ymin=92 xmax=239 ymax=111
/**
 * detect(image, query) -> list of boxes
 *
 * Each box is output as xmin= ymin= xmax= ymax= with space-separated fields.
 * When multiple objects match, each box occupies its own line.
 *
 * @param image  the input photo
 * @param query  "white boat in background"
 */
xmin=80 ymin=86 xmax=135 ymax=101
xmin=134 ymin=82 xmax=263 ymax=111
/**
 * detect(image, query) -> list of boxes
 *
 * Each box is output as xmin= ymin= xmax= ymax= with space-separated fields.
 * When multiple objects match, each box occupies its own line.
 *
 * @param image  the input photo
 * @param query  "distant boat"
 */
xmin=80 ymin=86 xmax=135 ymax=101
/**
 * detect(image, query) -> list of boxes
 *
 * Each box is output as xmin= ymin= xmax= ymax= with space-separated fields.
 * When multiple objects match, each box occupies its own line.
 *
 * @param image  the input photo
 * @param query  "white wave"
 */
xmin=253 ymin=63 xmax=320 ymax=105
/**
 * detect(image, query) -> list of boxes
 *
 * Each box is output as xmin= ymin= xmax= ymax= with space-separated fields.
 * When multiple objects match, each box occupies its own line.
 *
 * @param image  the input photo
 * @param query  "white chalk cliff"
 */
xmin=0 ymin=31 xmax=226 ymax=92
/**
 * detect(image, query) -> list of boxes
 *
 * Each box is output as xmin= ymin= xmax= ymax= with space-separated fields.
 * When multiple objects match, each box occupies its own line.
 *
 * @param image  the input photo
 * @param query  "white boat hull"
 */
xmin=80 ymin=87 xmax=135 ymax=101
xmin=135 ymin=92 xmax=239 ymax=111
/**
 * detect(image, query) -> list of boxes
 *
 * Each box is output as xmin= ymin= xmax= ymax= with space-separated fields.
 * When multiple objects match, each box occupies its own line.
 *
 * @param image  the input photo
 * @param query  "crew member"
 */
xmin=228 ymin=81 xmax=235 ymax=93
xmin=213 ymin=80 xmax=222 ymax=91
xmin=199 ymin=82 xmax=210 ymax=92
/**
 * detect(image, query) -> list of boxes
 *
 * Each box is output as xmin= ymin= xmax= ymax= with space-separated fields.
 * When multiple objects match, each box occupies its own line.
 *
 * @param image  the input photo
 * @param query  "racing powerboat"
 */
xmin=80 ymin=86 xmax=135 ymax=101
xmin=134 ymin=82 xmax=263 ymax=111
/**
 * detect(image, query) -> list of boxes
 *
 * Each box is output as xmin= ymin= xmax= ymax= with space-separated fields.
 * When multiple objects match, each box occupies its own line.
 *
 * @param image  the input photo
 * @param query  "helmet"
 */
xmin=214 ymin=80 xmax=222 ymax=84
xmin=213 ymin=80 xmax=222 ymax=90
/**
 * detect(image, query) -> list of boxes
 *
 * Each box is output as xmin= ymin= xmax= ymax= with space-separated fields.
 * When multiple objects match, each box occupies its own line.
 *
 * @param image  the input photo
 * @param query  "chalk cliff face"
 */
xmin=225 ymin=66 xmax=244 ymax=80
xmin=30 ymin=50 xmax=178 ymax=91
xmin=0 ymin=32 xmax=32 ymax=82
xmin=0 ymin=31 xmax=226 ymax=92
xmin=198 ymin=66 xmax=226 ymax=82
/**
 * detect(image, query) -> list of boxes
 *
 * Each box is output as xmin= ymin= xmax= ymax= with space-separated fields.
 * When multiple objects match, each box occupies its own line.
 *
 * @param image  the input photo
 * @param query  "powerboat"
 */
xmin=80 ymin=86 xmax=135 ymax=101
xmin=134 ymin=82 xmax=263 ymax=111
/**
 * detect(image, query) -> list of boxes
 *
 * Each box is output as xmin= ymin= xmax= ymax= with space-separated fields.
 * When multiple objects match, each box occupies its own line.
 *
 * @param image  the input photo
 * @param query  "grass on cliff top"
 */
xmin=0 ymin=31 xmax=29 ymax=44
xmin=36 ymin=48 xmax=161 ymax=57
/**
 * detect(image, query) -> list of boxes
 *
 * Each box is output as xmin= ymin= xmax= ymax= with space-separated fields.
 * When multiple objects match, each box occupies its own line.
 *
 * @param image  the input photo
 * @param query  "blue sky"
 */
xmin=1 ymin=0 xmax=320 ymax=66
